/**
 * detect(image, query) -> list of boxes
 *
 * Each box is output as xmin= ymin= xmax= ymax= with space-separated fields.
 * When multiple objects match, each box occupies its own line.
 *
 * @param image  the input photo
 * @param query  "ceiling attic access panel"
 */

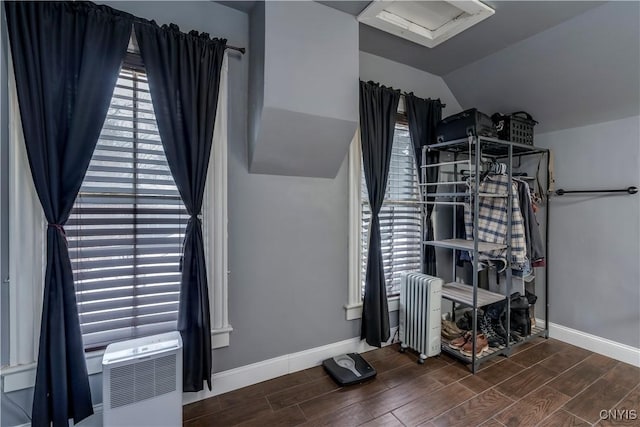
xmin=358 ymin=0 xmax=495 ymax=48
xmin=248 ymin=1 xmax=359 ymax=178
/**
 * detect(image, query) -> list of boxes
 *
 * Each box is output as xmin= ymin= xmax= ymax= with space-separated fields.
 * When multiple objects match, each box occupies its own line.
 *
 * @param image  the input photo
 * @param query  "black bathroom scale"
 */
xmin=322 ymin=353 xmax=376 ymax=386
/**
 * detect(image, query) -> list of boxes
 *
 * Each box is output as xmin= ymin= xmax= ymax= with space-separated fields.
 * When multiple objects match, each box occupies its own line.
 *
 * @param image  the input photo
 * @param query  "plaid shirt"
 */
xmin=464 ymin=174 xmax=528 ymax=270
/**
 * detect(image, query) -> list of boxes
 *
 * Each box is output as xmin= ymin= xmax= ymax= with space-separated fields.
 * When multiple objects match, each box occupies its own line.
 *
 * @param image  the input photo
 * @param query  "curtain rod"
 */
xmin=226 ymin=45 xmax=245 ymax=54
xmin=130 ymin=16 xmax=245 ymax=54
xmin=400 ymin=93 xmax=446 ymax=109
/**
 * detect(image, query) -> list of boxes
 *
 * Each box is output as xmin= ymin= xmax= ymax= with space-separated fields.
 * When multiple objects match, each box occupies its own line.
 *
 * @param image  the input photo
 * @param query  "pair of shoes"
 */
xmin=460 ymin=334 xmax=489 ymax=357
xmin=441 ymin=320 xmax=464 ymax=340
xmin=449 ymin=332 xmax=471 ymax=349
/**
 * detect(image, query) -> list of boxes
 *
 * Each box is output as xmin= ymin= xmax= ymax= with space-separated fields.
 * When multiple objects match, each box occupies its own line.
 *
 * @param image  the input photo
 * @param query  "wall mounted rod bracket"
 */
xmin=554 ymin=186 xmax=638 ymax=196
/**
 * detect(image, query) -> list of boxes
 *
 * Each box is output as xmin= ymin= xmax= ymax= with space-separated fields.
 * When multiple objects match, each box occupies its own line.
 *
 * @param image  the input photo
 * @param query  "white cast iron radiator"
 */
xmin=399 ymin=273 xmax=443 ymax=363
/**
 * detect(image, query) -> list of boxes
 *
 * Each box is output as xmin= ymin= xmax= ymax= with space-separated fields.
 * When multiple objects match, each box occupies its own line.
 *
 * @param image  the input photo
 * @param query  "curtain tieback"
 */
xmin=48 ymin=223 xmax=66 ymax=235
xmin=178 ymin=214 xmax=203 ymax=272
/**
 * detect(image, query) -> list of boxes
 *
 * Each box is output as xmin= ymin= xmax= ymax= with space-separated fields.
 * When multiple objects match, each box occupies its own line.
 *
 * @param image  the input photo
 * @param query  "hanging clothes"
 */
xmin=515 ymin=179 xmax=545 ymax=266
xmin=464 ymin=174 xmax=528 ymax=271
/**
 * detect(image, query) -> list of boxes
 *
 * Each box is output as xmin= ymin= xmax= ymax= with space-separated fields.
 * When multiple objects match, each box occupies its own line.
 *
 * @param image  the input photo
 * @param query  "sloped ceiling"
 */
xmin=444 ymin=2 xmax=640 ymax=133
xmin=319 ymin=1 xmax=604 ymax=76
xmin=216 ymin=1 xmax=639 ymax=134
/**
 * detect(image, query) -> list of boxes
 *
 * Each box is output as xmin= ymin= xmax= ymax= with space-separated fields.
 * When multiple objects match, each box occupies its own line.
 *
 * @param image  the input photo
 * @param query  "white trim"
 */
xmin=346 ymin=130 xmax=363 ymax=319
xmin=211 ymin=326 xmax=233 ymax=349
xmin=7 ymin=48 xmax=45 ymax=367
xmin=538 ymin=319 xmax=640 ymax=368
xmin=204 ymin=52 xmax=232 ymax=342
xmin=1 ymin=327 xmax=233 ymax=393
xmin=346 ymin=296 xmax=400 ymax=321
xmin=182 ymin=327 xmax=399 ymax=405
xmin=345 ymin=127 xmax=410 ymax=320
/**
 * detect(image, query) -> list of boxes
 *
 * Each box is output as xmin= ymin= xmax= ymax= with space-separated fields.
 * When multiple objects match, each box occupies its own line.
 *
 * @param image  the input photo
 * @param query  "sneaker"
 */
xmin=460 ymin=334 xmax=489 ymax=357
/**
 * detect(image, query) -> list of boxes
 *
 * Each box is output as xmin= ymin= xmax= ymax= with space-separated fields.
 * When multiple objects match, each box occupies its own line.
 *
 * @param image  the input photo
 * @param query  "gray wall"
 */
xmin=249 ymin=1 xmax=359 ymax=177
xmin=359 ymin=52 xmax=461 ymax=114
xmin=92 ymin=0 xmax=360 ymax=376
xmin=536 ymin=116 xmax=640 ymax=348
xmin=247 ymin=0 xmax=264 ymax=169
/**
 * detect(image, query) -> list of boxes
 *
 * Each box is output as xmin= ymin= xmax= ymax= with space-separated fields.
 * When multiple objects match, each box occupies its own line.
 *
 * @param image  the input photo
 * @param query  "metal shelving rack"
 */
xmin=421 ymin=135 xmax=550 ymax=373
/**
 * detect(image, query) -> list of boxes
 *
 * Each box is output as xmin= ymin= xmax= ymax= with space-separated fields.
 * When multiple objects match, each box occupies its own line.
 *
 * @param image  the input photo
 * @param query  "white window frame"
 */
xmin=1 ymin=52 xmax=231 ymax=392
xmin=344 ymin=97 xmax=420 ymax=320
xmin=345 ymin=116 xmax=421 ymax=320
xmin=345 ymin=129 xmax=393 ymax=320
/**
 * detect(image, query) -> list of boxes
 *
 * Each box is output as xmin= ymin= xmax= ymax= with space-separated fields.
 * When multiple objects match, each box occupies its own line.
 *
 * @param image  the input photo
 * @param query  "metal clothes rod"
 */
xmin=421 ymin=160 xmax=469 ymax=168
xmin=420 ymin=181 xmax=467 ymax=186
xmin=423 ymin=201 xmax=466 ymax=206
xmin=555 ymin=186 xmax=638 ymax=196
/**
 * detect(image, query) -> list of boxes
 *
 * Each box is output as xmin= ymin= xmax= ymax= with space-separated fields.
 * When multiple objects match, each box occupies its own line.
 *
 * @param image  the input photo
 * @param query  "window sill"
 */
xmin=0 ymin=327 xmax=233 ymax=393
xmin=344 ymin=296 xmax=400 ymax=320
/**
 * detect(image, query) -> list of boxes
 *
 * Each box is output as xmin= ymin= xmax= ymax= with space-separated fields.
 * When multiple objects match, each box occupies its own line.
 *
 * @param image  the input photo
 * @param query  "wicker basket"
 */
xmin=492 ymin=112 xmax=537 ymax=145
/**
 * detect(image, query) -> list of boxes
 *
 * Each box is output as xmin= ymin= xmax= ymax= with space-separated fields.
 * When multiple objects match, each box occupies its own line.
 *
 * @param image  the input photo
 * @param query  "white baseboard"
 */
xmin=182 ymin=327 xmax=399 ymax=405
xmin=536 ymin=319 xmax=640 ymax=367
xmin=8 ymin=331 xmax=398 ymax=426
xmin=11 ymin=329 xmax=399 ymax=426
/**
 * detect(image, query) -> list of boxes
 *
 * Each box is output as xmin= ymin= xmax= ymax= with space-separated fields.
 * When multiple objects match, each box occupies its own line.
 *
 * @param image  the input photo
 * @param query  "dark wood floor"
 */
xmin=183 ymin=338 xmax=640 ymax=426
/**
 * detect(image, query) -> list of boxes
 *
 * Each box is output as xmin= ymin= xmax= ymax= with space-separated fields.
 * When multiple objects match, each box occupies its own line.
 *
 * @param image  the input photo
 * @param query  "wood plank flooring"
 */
xmin=183 ymin=339 xmax=640 ymax=426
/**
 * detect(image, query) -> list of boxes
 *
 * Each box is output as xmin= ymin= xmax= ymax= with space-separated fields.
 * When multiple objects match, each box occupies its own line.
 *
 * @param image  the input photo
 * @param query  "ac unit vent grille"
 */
xmin=110 ymin=353 xmax=177 ymax=409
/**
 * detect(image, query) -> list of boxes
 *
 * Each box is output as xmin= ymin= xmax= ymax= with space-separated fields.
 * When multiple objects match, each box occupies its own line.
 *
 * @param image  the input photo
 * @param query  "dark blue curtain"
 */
xmin=4 ymin=2 xmax=132 ymax=425
xmin=405 ymin=94 xmax=443 ymax=276
xmin=359 ymin=81 xmax=400 ymax=347
xmin=134 ymin=21 xmax=226 ymax=392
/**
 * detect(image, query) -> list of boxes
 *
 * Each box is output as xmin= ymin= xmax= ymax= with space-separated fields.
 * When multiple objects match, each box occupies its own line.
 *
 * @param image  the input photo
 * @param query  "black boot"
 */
xmin=511 ymin=308 xmax=531 ymax=336
xmin=479 ymin=314 xmax=505 ymax=347
xmin=492 ymin=317 xmax=508 ymax=344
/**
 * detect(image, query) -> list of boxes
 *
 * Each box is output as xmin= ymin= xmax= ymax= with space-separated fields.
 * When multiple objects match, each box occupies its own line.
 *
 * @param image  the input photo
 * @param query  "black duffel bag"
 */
xmin=436 ymin=108 xmax=497 ymax=143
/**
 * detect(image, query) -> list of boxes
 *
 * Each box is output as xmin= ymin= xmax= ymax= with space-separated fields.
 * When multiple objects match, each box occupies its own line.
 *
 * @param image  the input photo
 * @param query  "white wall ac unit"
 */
xmin=102 ymin=331 xmax=183 ymax=427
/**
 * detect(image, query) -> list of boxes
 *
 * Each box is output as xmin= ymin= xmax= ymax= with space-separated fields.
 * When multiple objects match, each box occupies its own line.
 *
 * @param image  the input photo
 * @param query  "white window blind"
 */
xmin=67 ymin=64 xmax=186 ymax=349
xmin=361 ymin=122 xmax=422 ymax=297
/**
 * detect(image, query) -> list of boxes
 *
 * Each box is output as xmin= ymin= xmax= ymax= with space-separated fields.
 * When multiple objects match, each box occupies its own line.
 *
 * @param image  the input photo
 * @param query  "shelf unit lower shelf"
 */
xmin=440 ymin=325 xmax=547 ymax=367
xmin=442 ymin=282 xmax=506 ymax=307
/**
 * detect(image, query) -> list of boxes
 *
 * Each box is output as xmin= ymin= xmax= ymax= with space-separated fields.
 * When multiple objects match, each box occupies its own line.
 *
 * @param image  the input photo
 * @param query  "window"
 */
xmin=67 ymin=64 xmax=186 ymax=349
xmin=346 ymin=119 xmax=422 ymax=320
xmin=5 ymin=41 xmax=230 ymax=392
xmin=360 ymin=121 xmax=422 ymax=297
